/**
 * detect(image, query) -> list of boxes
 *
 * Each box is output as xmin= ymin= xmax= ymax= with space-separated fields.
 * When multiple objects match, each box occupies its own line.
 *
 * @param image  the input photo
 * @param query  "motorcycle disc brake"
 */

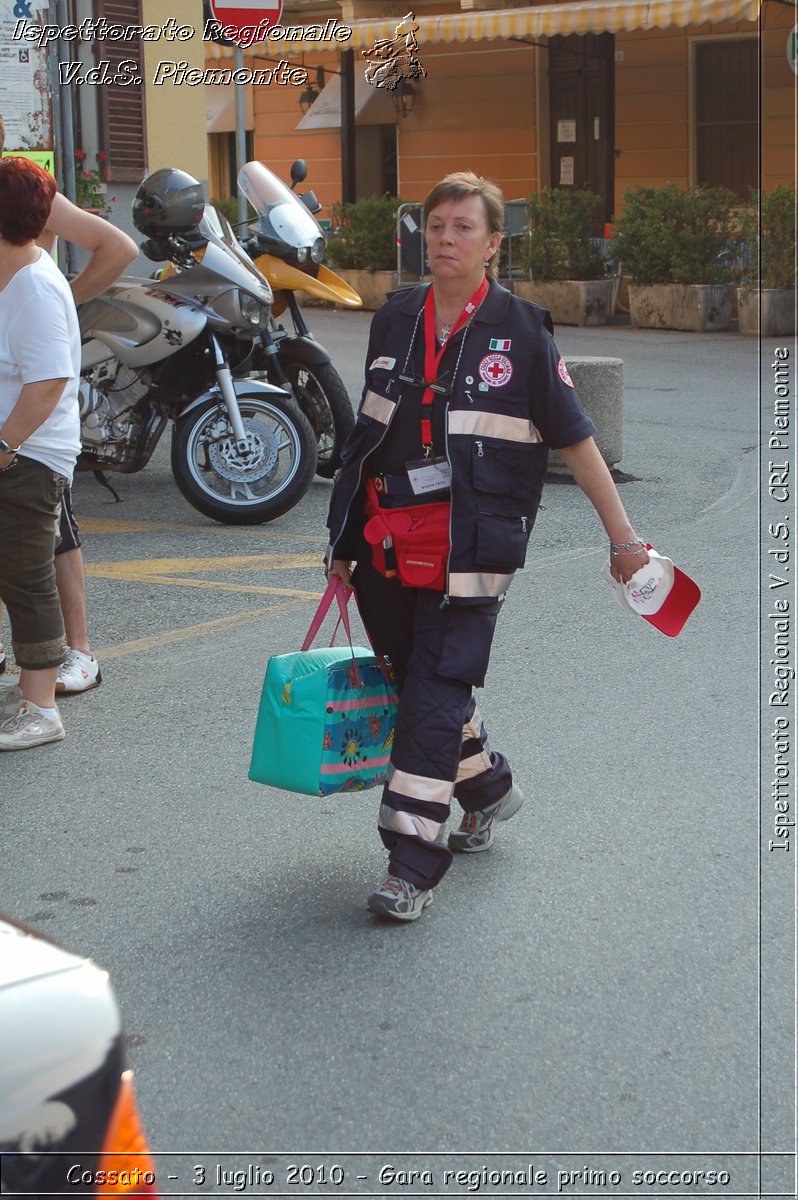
xmin=208 ymin=417 xmax=280 ymax=484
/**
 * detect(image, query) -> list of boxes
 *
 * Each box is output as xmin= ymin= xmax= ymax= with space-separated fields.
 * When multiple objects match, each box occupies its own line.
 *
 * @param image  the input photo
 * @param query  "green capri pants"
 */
xmin=0 ymin=454 xmax=69 ymax=670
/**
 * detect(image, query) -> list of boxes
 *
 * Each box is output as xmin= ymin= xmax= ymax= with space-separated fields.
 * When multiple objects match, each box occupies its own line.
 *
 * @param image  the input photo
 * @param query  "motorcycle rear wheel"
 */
xmin=281 ymin=345 xmax=355 ymax=479
xmin=171 ymin=393 xmax=317 ymax=524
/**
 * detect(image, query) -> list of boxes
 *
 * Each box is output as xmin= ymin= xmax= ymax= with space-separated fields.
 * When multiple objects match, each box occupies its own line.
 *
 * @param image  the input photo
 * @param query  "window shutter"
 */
xmin=95 ymin=0 xmax=147 ymax=181
xmin=695 ymin=39 xmax=758 ymax=198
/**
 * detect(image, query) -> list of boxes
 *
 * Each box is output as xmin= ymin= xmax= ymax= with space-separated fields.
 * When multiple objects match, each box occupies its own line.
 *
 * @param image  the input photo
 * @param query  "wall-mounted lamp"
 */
xmin=299 ymin=84 xmax=319 ymax=113
xmin=298 ymin=66 xmax=326 ymax=114
xmin=390 ymin=79 xmax=416 ymax=119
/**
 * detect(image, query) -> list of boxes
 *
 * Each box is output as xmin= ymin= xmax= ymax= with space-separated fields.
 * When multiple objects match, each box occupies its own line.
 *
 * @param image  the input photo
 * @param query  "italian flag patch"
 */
xmin=489 ymin=338 xmax=511 ymax=351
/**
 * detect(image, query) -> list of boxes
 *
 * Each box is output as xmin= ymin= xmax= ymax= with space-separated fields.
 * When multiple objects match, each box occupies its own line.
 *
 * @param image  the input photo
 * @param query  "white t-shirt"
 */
xmin=0 ymin=249 xmax=81 ymax=480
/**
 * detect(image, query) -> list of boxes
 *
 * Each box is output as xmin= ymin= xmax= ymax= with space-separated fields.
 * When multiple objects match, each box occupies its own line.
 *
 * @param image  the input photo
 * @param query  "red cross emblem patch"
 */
xmin=478 ymin=353 xmax=513 ymax=388
xmin=558 ymin=357 xmax=575 ymax=388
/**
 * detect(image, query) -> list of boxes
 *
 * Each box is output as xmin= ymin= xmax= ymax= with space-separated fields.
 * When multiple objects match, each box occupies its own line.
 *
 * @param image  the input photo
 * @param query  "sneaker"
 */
xmin=0 ymin=701 xmax=64 ymax=751
xmin=367 ymin=875 xmax=434 ymax=922
xmin=0 ymin=684 xmax=22 ymax=722
xmin=448 ymin=782 xmax=525 ymax=853
xmin=56 ymin=649 xmax=102 ymax=695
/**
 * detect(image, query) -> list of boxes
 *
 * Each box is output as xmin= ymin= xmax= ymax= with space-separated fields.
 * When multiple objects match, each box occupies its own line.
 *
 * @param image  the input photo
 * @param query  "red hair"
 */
xmin=0 ymin=156 xmax=56 ymax=245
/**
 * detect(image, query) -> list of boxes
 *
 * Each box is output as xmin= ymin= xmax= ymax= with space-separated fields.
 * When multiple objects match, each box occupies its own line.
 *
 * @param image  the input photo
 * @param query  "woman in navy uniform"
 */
xmin=327 ymin=171 xmax=648 ymax=921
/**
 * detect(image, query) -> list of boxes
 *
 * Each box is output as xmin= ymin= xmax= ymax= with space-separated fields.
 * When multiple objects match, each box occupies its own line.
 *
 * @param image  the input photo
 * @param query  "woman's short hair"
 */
xmin=423 ymin=171 xmax=504 ymax=276
xmin=0 ymin=156 xmax=56 ymax=245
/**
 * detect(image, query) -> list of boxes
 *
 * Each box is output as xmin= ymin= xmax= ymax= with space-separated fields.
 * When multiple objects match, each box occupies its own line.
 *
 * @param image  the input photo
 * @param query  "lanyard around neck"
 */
xmin=417 ymin=278 xmax=488 ymax=454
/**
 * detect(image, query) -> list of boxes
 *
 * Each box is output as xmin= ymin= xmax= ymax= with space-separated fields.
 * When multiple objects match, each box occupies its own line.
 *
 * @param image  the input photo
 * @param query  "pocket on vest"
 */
xmin=475 ymin=511 xmax=530 ymax=571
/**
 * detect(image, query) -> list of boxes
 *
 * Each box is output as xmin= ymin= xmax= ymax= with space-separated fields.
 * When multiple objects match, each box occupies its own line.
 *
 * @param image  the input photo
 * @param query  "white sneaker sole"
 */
xmin=0 ymin=728 xmax=65 ymax=751
xmin=448 ymin=784 xmax=524 ymax=853
xmin=367 ymin=890 xmax=434 ymax=922
xmin=56 ymin=669 xmax=102 ymax=695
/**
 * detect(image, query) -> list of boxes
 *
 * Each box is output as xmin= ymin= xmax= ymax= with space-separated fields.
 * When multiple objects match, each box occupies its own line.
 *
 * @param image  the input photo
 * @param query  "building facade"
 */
xmin=203 ymin=0 xmax=793 ymax=219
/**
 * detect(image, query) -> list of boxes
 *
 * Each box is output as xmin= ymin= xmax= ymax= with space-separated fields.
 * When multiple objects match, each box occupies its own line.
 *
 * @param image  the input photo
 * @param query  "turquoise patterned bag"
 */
xmin=248 ymin=580 xmax=398 ymax=796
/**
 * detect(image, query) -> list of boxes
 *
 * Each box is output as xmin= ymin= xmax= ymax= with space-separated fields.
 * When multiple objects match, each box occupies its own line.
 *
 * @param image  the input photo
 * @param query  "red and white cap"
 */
xmin=602 ymin=548 xmax=701 ymax=637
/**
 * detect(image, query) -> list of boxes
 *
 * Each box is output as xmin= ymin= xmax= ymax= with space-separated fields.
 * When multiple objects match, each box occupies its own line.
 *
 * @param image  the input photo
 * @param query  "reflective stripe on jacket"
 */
xmin=327 ymin=280 xmax=596 ymax=603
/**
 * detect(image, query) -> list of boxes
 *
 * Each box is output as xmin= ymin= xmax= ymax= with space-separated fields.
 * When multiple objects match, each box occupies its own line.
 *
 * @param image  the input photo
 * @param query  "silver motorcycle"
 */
xmin=78 ymin=206 xmax=318 ymax=524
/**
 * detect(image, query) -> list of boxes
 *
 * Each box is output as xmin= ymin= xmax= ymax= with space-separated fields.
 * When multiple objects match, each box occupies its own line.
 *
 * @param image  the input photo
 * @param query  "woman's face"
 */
xmin=425 ymin=194 xmax=501 ymax=287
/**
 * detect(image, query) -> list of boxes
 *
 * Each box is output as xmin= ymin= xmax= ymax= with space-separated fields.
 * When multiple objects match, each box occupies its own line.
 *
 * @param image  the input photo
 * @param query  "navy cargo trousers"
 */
xmin=353 ymin=559 xmax=513 ymax=890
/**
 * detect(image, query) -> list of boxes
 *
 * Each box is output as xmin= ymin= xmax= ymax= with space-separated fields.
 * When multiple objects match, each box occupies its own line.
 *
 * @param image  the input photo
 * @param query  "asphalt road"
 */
xmin=2 ymin=309 xmax=791 ymax=1197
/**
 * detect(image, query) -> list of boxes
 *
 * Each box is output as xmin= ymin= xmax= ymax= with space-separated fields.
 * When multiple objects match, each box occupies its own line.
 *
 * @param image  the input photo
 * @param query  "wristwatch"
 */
xmin=0 ymin=437 xmax=20 ymax=455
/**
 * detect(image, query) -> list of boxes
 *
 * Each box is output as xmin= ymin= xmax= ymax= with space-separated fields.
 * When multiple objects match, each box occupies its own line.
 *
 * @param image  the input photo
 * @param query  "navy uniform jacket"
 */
xmin=327 ymin=279 xmax=596 ymax=603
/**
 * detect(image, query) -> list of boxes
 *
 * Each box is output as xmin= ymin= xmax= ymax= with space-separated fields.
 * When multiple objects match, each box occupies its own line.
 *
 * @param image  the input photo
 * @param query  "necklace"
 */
xmin=435 ymin=308 xmax=457 ymax=342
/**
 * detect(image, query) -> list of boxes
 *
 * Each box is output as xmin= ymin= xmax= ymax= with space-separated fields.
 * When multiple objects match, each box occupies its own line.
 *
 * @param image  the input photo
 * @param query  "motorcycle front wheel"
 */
xmin=171 ymin=394 xmax=317 ymax=524
xmin=281 ymin=345 xmax=355 ymax=479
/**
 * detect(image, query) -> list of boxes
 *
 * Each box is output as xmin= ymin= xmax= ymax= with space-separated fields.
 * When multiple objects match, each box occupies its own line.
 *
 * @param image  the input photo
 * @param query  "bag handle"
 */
xmin=301 ymin=578 xmax=396 ymax=695
xmin=301 ymin=576 xmax=355 ymax=652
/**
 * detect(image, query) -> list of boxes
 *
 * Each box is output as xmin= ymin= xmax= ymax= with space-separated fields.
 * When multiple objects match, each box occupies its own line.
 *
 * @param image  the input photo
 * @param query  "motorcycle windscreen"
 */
xmin=192 ymin=206 xmax=274 ymax=302
xmin=238 ymin=161 xmax=323 ymax=250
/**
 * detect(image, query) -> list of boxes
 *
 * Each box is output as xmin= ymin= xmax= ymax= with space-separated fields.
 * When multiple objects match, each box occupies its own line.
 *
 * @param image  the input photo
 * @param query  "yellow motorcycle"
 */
xmin=237 ymin=160 xmax=361 ymax=478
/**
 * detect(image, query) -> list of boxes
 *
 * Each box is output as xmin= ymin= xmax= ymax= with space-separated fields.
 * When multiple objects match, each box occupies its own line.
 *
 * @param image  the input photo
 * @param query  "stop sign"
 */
xmin=208 ymin=0 xmax=284 ymax=45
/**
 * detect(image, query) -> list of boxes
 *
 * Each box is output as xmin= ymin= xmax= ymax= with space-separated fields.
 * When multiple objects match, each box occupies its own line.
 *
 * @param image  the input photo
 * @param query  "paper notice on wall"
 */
xmin=557 ymin=120 xmax=576 ymax=143
xmin=559 ymin=156 xmax=575 ymax=185
xmin=0 ymin=12 xmax=52 ymax=152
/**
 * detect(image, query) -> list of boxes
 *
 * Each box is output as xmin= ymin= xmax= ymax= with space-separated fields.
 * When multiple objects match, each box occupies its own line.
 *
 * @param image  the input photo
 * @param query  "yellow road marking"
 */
xmin=116 ymin=574 xmax=321 ymax=599
xmin=78 ymin=516 xmax=326 ymax=543
xmin=86 ymin=552 xmax=319 ymax=578
xmin=95 ymin=597 xmax=321 ymax=662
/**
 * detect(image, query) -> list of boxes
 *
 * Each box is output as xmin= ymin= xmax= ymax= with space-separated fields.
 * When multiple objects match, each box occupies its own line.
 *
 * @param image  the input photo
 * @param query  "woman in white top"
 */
xmin=0 ymin=156 xmax=81 ymax=750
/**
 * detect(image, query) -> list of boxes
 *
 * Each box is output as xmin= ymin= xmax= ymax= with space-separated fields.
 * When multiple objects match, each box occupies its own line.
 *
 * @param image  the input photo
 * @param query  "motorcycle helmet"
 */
xmin=132 ymin=167 xmax=205 ymax=236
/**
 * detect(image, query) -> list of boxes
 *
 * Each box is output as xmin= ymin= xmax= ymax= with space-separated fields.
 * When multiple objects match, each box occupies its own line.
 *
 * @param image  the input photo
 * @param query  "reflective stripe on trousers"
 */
xmin=353 ymin=560 xmax=513 ymax=890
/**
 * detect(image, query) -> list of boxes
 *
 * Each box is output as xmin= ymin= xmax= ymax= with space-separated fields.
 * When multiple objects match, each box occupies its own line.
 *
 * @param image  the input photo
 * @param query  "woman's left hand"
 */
xmin=327 ymin=558 xmax=354 ymax=589
xmin=610 ymin=544 xmax=650 ymax=584
xmin=0 ymin=450 xmax=17 ymax=473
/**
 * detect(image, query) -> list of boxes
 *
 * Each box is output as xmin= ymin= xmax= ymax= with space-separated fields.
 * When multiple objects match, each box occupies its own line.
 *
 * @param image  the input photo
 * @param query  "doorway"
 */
xmin=548 ymin=32 xmax=615 ymax=228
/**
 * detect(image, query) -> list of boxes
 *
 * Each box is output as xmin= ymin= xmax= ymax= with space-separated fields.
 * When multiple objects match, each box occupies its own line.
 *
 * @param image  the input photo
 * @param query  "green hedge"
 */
xmin=326 ymin=195 xmax=401 ymax=273
xmin=522 ymin=188 xmax=608 ymax=281
xmin=609 ymin=183 xmax=737 ymax=285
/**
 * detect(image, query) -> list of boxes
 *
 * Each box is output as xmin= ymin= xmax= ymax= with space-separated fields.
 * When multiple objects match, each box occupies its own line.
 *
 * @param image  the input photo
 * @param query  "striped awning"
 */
xmin=205 ymin=0 xmax=762 ymax=59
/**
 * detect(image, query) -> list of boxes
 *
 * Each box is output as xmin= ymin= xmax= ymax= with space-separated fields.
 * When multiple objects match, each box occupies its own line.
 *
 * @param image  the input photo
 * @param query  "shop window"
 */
xmin=694 ymin=39 xmax=758 ymax=197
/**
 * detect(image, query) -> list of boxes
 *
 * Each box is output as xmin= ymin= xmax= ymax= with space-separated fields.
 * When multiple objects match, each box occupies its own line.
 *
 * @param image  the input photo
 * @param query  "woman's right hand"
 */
xmin=327 ymin=558 xmax=354 ymax=589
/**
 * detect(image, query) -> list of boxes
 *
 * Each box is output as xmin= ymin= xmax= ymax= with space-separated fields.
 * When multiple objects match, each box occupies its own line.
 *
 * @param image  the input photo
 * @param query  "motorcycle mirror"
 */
xmin=297 ymin=190 xmax=322 ymax=215
xmin=290 ymin=159 xmax=308 ymax=190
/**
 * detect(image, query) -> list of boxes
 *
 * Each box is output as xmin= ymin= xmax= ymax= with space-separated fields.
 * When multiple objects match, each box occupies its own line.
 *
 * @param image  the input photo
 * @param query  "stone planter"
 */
xmin=737 ymin=288 xmax=796 ymax=337
xmin=334 ymin=269 xmax=395 ymax=311
xmin=514 ymin=278 xmax=616 ymax=326
xmin=628 ymin=283 xmax=734 ymax=332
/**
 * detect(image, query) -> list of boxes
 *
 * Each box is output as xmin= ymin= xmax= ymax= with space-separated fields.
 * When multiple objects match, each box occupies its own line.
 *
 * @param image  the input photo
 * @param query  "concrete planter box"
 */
xmin=737 ymin=288 xmax=796 ymax=337
xmin=334 ymin=269 xmax=395 ymax=311
xmin=628 ymin=283 xmax=734 ymax=332
xmin=514 ymin=278 xmax=616 ymax=326
xmin=548 ymin=356 xmax=624 ymax=474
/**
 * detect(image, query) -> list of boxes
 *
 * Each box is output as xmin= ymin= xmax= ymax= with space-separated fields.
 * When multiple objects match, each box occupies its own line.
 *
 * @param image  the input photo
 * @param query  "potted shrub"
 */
xmin=515 ymin=188 xmax=615 ymax=326
xmin=736 ymin=186 xmax=796 ymax=337
xmin=610 ymin=183 xmax=737 ymax=331
xmin=326 ymin=194 xmax=400 ymax=309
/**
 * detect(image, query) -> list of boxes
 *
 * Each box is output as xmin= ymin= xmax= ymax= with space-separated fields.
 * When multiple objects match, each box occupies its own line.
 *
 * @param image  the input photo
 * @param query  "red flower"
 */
xmin=74 ymin=148 xmax=86 ymax=161
xmin=97 ymin=151 xmax=106 ymax=161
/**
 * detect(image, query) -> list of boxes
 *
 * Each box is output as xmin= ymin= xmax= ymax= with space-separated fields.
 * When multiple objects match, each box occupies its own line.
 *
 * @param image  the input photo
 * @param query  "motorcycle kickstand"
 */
xmin=91 ymin=469 xmax=123 ymax=503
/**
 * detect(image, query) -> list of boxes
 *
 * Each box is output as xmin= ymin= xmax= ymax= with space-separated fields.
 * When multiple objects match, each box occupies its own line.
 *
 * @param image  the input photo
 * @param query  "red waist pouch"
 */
xmin=363 ymin=478 xmax=450 ymax=590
